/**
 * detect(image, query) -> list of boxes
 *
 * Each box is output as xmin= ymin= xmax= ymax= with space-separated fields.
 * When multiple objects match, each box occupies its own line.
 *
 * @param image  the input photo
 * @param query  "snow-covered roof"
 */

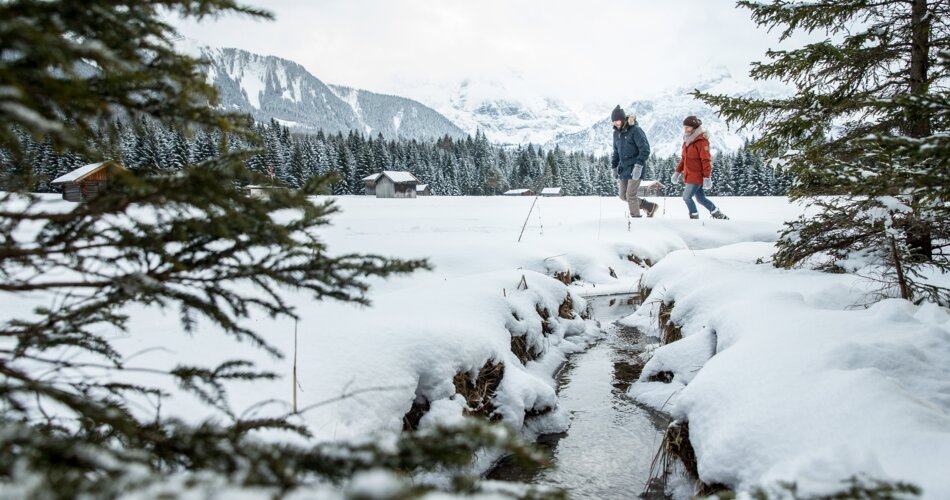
xmin=51 ymin=161 xmax=124 ymax=185
xmin=541 ymin=187 xmax=562 ymax=194
xmin=364 ymin=171 xmax=419 ymax=184
xmin=380 ymin=171 xmax=419 ymax=184
xmin=504 ymin=189 xmax=532 ymax=195
xmin=416 ymin=184 xmax=429 ymax=191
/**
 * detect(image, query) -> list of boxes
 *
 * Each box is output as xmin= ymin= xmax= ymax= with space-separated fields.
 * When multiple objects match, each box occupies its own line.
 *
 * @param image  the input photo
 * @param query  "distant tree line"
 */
xmin=5 ymin=117 xmax=791 ymax=197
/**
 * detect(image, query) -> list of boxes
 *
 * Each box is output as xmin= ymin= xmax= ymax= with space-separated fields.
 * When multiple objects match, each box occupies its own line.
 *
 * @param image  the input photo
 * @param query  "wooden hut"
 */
xmin=416 ymin=184 xmax=432 ymax=196
xmin=541 ymin=187 xmax=563 ymax=197
xmin=244 ymin=184 xmax=288 ymax=199
xmin=363 ymin=171 xmax=420 ymax=199
xmin=638 ymin=181 xmax=666 ymax=197
xmin=363 ymin=173 xmax=380 ymax=195
xmin=503 ymin=189 xmax=535 ymax=196
xmin=51 ymin=160 xmax=127 ymax=202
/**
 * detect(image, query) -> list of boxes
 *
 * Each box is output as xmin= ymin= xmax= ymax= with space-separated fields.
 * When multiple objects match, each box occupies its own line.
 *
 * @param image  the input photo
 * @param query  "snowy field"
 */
xmin=6 ymin=194 xmax=949 ymax=498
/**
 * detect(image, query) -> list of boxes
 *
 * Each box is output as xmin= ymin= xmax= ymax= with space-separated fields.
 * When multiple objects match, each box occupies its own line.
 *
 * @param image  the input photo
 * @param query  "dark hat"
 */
xmin=611 ymin=105 xmax=625 ymax=122
xmin=683 ymin=115 xmax=702 ymax=128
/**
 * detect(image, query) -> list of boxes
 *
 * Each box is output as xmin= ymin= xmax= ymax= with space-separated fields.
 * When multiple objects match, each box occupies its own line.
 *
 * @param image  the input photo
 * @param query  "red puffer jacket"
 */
xmin=675 ymin=132 xmax=712 ymax=185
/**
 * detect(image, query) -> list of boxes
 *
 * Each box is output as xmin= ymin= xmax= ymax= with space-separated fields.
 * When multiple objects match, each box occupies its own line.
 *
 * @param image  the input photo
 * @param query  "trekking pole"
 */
xmin=517 ymin=178 xmax=547 ymax=243
xmin=517 ymin=196 xmax=538 ymax=243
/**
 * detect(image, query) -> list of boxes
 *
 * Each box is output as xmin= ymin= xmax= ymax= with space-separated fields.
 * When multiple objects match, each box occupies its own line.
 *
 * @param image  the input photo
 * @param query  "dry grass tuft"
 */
xmin=553 ymin=271 xmax=574 ymax=285
xmin=558 ymin=293 xmax=575 ymax=319
xmin=536 ymin=305 xmax=554 ymax=335
xmin=637 ymin=284 xmax=652 ymax=305
xmin=658 ymin=302 xmax=683 ymax=345
xmin=453 ymin=361 xmax=506 ymax=420
xmin=627 ymin=254 xmax=654 ymax=268
xmin=645 ymin=420 xmax=730 ymax=497
xmin=510 ymin=333 xmax=535 ymax=364
xmin=402 ymin=397 xmax=430 ymax=431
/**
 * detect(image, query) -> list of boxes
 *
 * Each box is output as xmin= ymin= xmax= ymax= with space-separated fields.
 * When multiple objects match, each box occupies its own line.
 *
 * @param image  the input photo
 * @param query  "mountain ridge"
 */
xmin=198 ymin=45 xmax=468 ymax=141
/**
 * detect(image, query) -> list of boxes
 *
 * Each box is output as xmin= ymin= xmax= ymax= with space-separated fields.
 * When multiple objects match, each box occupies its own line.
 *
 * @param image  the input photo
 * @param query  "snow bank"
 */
xmin=1 ymin=194 xmax=804 ymax=488
xmin=624 ymin=243 xmax=950 ymax=498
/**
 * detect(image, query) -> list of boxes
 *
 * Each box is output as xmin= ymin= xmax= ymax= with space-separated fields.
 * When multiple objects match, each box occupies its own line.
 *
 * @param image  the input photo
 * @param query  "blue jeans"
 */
xmin=682 ymin=184 xmax=717 ymax=215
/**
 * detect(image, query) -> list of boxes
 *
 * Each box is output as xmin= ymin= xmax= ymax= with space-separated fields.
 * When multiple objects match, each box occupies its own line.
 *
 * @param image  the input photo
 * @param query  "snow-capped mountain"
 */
xmin=401 ymin=76 xmax=586 ymax=146
xmin=198 ymin=46 xmax=467 ymax=140
xmin=403 ymin=68 xmax=788 ymax=157
xmin=549 ymin=69 xmax=785 ymax=157
xmin=185 ymin=41 xmax=785 ymax=155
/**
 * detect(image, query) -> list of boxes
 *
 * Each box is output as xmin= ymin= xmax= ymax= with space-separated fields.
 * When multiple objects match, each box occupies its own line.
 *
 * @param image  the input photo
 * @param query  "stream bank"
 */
xmin=488 ymin=294 xmax=670 ymax=499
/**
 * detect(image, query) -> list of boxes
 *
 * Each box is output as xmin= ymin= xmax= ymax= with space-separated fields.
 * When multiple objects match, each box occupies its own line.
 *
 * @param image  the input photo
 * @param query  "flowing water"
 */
xmin=488 ymin=294 xmax=670 ymax=499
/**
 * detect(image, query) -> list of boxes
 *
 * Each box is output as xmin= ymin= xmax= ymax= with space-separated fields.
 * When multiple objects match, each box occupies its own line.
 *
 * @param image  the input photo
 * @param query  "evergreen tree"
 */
xmin=697 ymin=0 xmax=950 ymax=303
xmin=595 ymin=156 xmax=617 ymax=196
xmin=0 ymin=2 xmax=548 ymax=497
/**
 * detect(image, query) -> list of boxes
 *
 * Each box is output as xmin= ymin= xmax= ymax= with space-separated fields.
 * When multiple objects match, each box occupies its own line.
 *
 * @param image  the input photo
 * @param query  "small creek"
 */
xmin=488 ymin=294 xmax=670 ymax=499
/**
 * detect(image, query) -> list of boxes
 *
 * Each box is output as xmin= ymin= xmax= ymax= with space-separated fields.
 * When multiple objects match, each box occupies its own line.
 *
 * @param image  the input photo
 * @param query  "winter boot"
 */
xmin=689 ymin=213 xmax=699 ymax=219
xmin=646 ymin=202 xmax=659 ymax=218
xmin=710 ymin=209 xmax=729 ymax=220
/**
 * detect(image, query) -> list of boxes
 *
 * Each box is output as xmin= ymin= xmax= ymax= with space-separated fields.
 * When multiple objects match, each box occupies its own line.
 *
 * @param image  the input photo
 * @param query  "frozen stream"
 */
xmin=488 ymin=294 xmax=670 ymax=499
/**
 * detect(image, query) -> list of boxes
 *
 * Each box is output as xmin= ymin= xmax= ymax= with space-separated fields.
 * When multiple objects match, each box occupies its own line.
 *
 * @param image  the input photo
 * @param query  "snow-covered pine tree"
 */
xmin=334 ymin=141 xmax=355 ymax=194
xmin=0 ymin=3 xmax=547 ymax=497
xmin=595 ymin=156 xmax=617 ymax=196
xmin=707 ymin=151 xmax=727 ymax=196
xmin=697 ymin=0 xmax=950 ymax=303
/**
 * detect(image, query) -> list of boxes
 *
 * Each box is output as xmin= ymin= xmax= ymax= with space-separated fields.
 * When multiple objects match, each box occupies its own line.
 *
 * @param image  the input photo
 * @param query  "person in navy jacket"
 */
xmin=611 ymin=105 xmax=658 ymax=218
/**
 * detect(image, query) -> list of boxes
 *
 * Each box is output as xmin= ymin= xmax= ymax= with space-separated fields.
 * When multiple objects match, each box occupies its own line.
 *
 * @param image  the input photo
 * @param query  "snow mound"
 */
xmin=625 ymin=243 xmax=950 ymax=498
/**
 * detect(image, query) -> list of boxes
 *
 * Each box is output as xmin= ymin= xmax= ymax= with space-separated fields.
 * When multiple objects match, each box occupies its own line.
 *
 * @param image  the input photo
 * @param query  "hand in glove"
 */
xmin=632 ymin=164 xmax=644 ymax=179
xmin=703 ymin=177 xmax=712 ymax=189
xmin=671 ymin=171 xmax=683 ymax=184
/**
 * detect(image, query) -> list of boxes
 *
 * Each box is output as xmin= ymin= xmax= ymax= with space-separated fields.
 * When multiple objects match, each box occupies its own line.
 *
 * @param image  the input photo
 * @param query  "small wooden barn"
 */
xmin=503 ymin=189 xmax=535 ymax=196
xmin=416 ymin=184 xmax=432 ymax=196
xmin=51 ymin=160 xmax=127 ymax=202
xmin=362 ymin=173 xmax=381 ymax=195
xmin=638 ymin=181 xmax=666 ymax=197
xmin=244 ymin=184 xmax=288 ymax=199
xmin=541 ymin=187 xmax=563 ymax=197
xmin=363 ymin=171 xmax=420 ymax=199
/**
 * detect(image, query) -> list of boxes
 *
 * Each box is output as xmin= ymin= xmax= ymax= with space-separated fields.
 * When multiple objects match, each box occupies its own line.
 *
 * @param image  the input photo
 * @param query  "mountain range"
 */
xmin=193 ymin=43 xmax=787 ymax=156
xmin=198 ymin=46 xmax=468 ymax=140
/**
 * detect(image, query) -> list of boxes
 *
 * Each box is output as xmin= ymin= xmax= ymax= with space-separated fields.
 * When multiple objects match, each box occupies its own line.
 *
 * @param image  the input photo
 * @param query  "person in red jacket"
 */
xmin=672 ymin=116 xmax=728 ymax=220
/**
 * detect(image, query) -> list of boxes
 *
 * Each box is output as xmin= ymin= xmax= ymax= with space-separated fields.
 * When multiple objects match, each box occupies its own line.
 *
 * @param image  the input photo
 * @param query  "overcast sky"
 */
xmin=172 ymin=0 xmax=812 ymax=105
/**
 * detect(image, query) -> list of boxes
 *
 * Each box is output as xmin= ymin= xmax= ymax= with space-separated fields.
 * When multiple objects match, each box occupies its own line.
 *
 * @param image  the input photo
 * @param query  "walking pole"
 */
xmin=517 ymin=195 xmax=538 ymax=243
xmin=517 ymin=179 xmax=547 ymax=243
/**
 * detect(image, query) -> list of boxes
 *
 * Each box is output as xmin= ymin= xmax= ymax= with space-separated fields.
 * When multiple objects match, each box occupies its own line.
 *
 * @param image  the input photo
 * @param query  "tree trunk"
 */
xmin=906 ymin=0 xmax=934 ymax=261
xmin=909 ymin=0 xmax=931 ymax=138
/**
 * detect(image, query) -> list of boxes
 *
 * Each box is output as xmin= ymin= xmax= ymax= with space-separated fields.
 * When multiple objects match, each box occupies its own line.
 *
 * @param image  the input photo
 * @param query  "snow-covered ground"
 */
xmin=6 ymin=194 xmax=947 ymax=498
xmin=624 ymin=244 xmax=950 ymax=499
xmin=94 ymin=195 xmax=789 ymax=441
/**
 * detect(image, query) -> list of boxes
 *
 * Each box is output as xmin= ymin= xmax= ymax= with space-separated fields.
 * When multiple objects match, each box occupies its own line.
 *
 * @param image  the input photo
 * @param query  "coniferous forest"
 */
xmin=5 ymin=117 xmax=792 ymax=198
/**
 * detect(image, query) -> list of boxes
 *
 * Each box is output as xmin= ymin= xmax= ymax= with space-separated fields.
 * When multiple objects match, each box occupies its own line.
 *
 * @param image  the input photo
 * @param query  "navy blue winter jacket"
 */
xmin=612 ymin=120 xmax=650 ymax=180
